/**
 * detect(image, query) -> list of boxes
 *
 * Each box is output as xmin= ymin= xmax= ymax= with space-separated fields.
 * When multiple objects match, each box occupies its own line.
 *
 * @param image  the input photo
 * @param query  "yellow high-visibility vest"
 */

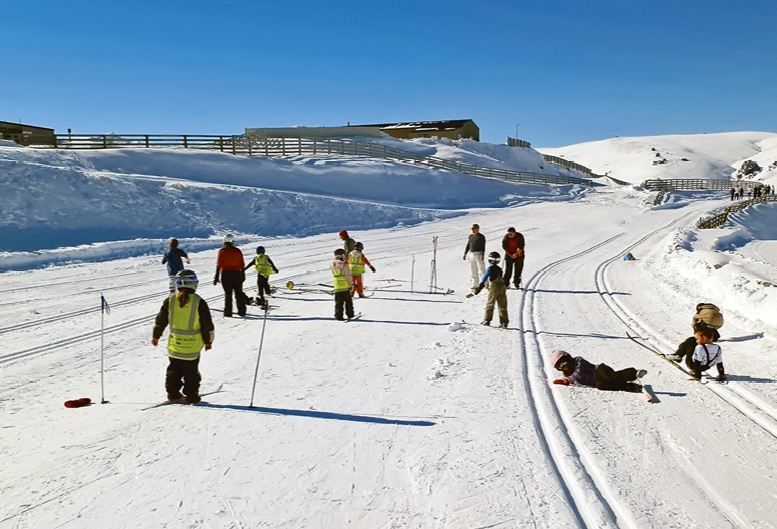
xmin=168 ymin=293 xmax=204 ymax=360
xmin=253 ymin=254 xmax=275 ymax=277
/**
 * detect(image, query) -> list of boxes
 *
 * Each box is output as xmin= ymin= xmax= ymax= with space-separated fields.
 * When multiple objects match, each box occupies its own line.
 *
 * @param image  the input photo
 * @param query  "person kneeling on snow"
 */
xmin=670 ymin=323 xmax=726 ymax=381
xmin=691 ymin=302 xmax=723 ymax=341
xmin=550 ymin=350 xmax=646 ymax=393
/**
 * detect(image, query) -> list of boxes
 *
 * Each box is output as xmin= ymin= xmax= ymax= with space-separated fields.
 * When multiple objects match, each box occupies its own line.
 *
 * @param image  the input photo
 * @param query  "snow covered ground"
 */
xmin=1 ymin=132 xmax=777 ymax=528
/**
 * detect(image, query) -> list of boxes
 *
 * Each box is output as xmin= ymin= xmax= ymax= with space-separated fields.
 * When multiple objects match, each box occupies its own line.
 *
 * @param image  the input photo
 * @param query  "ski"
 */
xmin=626 ymin=333 xmax=709 ymax=384
xmin=142 ymin=384 xmax=224 ymax=411
xmin=344 ymin=313 xmax=363 ymax=322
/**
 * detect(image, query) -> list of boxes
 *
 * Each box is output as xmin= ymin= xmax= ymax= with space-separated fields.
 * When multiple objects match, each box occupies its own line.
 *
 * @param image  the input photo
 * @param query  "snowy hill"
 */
xmin=540 ymin=131 xmax=777 ymax=185
xmin=2 ymin=132 xmax=777 ymax=528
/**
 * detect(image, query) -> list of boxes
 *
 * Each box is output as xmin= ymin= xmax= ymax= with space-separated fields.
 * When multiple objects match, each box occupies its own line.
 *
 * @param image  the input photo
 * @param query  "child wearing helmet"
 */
xmin=151 ymin=269 xmax=215 ymax=404
xmin=348 ymin=242 xmax=376 ymax=298
xmin=243 ymin=246 xmax=279 ymax=309
xmin=550 ymin=350 xmax=646 ymax=393
xmin=472 ymin=251 xmax=509 ymax=328
xmin=331 ymin=248 xmax=354 ymax=320
xmin=213 ymin=233 xmax=247 ymax=318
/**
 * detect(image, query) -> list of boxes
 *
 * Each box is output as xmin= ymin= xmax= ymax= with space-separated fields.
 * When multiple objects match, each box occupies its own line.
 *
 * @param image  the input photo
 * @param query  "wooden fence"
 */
xmin=52 ymin=134 xmax=595 ymax=188
xmin=644 ymin=178 xmax=760 ymax=191
xmin=697 ymin=195 xmax=776 ymax=229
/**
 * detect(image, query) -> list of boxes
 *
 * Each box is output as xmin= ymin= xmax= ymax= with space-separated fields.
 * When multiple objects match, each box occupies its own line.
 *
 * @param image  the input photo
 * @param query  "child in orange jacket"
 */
xmin=348 ymin=242 xmax=376 ymax=298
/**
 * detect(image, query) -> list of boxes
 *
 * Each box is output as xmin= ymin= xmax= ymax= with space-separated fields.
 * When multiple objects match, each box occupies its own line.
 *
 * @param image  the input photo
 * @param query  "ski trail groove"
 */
xmin=518 ymin=232 xmax=639 ymax=529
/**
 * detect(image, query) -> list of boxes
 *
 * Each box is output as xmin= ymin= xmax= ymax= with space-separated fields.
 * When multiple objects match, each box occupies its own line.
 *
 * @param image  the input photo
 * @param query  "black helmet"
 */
xmin=355 ymin=242 xmax=364 ymax=250
xmin=256 ymin=246 xmax=265 ymax=254
xmin=488 ymin=251 xmax=501 ymax=264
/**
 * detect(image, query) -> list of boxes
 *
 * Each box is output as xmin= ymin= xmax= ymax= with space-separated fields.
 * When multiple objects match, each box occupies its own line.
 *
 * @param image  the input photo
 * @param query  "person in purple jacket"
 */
xmin=550 ymin=350 xmax=646 ymax=393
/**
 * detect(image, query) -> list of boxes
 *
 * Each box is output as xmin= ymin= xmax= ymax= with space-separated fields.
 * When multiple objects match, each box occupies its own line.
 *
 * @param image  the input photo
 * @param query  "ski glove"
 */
xmin=213 ymin=273 xmax=220 ymax=285
xmin=553 ymin=379 xmax=570 ymax=385
xmin=370 ymin=266 xmax=376 ymax=273
xmin=474 ymin=285 xmax=484 ymax=295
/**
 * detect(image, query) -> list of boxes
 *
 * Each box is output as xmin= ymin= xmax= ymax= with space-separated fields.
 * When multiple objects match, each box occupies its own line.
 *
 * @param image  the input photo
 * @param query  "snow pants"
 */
xmin=334 ymin=290 xmax=354 ymax=320
xmin=256 ymin=274 xmax=271 ymax=306
xmin=503 ymin=255 xmax=524 ymax=288
xmin=468 ymin=252 xmax=486 ymax=287
xmin=351 ymin=274 xmax=364 ymax=296
xmin=166 ymin=356 xmax=201 ymax=401
xmin=484 ymin=277 xmax=508 ymax=325
xmin=221 ymin=270 xmax=246 ymax=317
xmin=594 ymin=364 xmax=641 ymax=392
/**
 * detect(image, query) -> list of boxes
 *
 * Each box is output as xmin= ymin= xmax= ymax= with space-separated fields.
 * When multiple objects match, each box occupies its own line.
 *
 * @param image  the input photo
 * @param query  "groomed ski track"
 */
xmin=4 ymin=195 xmax=777 ymax=527
xmin=518 ymin=199 xmax=777 ymax=528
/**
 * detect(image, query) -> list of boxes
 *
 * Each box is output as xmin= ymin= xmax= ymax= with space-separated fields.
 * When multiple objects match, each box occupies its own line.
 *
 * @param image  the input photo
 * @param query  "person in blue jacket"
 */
xmin=162 ymin=238 xmax=191 ymax=293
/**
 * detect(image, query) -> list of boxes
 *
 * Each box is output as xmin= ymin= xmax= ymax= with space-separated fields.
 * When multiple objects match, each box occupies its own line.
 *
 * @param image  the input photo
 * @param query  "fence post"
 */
xmin=102 ymin=136 xmax=107 ymax=149
xmin=183 ymin=135 xmax=188 ymax=148
xmin=145 ymin=135 xmax=149 ymax=148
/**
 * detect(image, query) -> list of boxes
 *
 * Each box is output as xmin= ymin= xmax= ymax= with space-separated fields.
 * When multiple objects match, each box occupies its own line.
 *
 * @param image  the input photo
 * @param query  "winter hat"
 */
xmin=256 ymin=246 xmax=265 ymax=254
xmin=507 ymin=227 xmax=516 ymax=233
xmin=550 ymin=350 xmax=571 ymax=369
xmin=339 ymin=230 xmax=349 ymax=237
xmin=334 ymin=248 xmax=346 ymax=256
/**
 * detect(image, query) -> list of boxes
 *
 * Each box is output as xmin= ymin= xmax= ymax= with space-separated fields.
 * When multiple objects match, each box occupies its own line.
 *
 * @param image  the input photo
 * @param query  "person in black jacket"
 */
xmin=463 ymin=223 xmax=486 ymax=288
xmin=151 ymin=270 xmax=215 ymax=404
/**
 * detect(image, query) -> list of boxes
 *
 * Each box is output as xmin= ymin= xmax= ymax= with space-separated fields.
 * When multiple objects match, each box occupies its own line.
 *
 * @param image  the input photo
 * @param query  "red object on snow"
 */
xmin=64 ymin=398 xmax=92 ymax=408
xmin=552 ymin=379 xmax=570 ymax=385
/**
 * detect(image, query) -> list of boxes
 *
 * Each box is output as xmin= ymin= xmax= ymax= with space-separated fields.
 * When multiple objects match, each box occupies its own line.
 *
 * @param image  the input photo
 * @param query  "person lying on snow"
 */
xmin=550 ymin=350 xmax=646 ymax=393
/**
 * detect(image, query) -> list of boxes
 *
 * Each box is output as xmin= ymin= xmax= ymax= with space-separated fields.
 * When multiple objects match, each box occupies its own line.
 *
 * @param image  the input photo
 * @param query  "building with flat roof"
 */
xmin=0 ymin=121 xmax=56 ymax=146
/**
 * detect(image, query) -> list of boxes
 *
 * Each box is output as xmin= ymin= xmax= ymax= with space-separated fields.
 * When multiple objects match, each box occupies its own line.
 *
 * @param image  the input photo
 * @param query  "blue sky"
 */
xmin=2 ymin=0 xmax=775 ymax=147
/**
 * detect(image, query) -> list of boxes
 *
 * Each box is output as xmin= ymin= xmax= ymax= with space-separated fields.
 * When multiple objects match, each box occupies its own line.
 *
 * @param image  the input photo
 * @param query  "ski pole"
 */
xmin=100 ymin=294 xmax=111 ymax=404
xmin=249 ymin=304 xmax=270 ymax=408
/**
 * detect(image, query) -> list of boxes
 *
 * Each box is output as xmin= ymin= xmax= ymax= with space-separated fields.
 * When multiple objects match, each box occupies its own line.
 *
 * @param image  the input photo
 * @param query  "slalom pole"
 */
xmin=99 ymin=294 xmax=111 ymax=404
xmin=411 ymin=255 xmax=415 ymax=294
xmin=249 ymin=304 xmax=270 ymax=408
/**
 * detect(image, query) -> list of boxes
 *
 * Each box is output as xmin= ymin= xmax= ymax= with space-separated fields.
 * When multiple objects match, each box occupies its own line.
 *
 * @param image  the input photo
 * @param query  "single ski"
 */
xmin=626 ymin=333 xmax=709 ymax=384
xmin=142 ymin=384 xmax=224 ymax=411
xmin=345 ymin=313 xmax=363 ymax=322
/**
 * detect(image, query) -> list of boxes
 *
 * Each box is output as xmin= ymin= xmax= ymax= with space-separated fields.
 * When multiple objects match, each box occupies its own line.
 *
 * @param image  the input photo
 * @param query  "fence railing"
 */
xmin=644 ymin=178 xmax=760 ymax=191
xmin=697 ymin=195 xmax=776 ymax=229
xmin=52 ymin=134 xmax=595 ymax=188
xmin=55 ymin=134 xmax=241 ymax=152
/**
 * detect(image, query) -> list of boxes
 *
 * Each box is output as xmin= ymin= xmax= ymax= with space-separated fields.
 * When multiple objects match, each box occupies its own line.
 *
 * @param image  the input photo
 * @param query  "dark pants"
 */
xmin=221 ymin=270 xmax=246 ymax=317
xmin=595 ymin=364 xmax=640 ymax=392
xmin=503 ymin=256 xmax=524 ymax=287
xmin=334 ymin=290 xmax=354 ymax=320
xmin=256 ymin=274 xmax=271 ymax=305
xmin=166 ymin=356 xmax=201 ymax=401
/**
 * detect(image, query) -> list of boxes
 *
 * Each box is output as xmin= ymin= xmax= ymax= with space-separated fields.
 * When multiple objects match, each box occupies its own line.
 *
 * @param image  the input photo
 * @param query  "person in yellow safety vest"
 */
xmin=151 ymin=269 xmax=215 ymax=404
xmin=243 ymin=246 xmax=279 ymax=309
xmin=348 ymin=241 xmax=376 ymax=298
xmin=330 ymin=248 xmax=354 ymax=321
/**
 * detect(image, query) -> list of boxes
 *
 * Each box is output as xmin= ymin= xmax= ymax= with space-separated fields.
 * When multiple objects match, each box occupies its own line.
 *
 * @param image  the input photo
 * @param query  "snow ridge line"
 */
xmin=518 ymin=232 xmax=638 ymax=529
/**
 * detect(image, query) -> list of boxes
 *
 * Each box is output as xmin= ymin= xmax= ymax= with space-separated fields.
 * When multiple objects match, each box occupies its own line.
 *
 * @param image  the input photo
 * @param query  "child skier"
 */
xmin=161 ymin=238 xmax=191 ymax=293
xmin=330 ymin=248 xmax=354 ymax=321
xmin=348 ymin=242 xmax=376 ymax=298
xmin=550 ymin=350 xmax=647 ymax=393
xmin=243 ymin=246 xmax=279 ymax=309
xmin=472 ymin=251 xmax=508 ymax=328
xmin=670 ymin=323 xmax=726 ymax=381
xmin=151 ymin=269 xmax=215 ymax=404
